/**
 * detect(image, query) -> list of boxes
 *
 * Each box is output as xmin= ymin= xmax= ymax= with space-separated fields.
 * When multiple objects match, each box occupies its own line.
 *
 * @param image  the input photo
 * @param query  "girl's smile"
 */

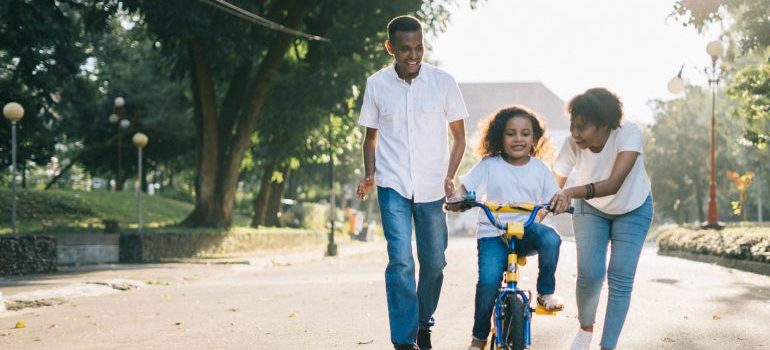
xmin=502 ymin=116 xmax=534 ymax=166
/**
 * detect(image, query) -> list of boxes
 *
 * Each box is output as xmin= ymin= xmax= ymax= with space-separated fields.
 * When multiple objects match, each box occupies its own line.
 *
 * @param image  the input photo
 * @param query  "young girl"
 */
xmin=447 ymin=105 xmax=564 ymax=350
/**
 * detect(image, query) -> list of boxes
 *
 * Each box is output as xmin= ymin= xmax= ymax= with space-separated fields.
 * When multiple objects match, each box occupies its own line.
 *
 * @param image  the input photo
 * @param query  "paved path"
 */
xmin=1 ymin=237 xmax=769 ymax=349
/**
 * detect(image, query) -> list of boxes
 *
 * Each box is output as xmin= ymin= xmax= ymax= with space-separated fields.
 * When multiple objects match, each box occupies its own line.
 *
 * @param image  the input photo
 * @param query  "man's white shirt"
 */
xmin=358 ymin=63 xmax=468 ymax=203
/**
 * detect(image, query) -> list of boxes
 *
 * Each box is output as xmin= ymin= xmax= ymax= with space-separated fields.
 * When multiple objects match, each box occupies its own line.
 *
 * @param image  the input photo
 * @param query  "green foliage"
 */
xmin=726 ymin=59 xmax=770 ymax=149
xmin=0 ymin=1 xmax=113 ymax=170
xmin=58 ymin=17 xmax=195 ymax=180
xmin=672 ymin=0 xmax=770 ymax=51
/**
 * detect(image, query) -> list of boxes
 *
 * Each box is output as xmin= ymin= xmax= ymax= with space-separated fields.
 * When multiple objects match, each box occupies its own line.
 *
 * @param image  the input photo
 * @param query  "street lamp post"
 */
xmin=704 ymin=40 xmax=724 ymax=229
xmin=133 ymin=133 xmax=148 ymax=234
xmin=667 ymin=41 xmax=724 ymax=228
xmin=3 ymin=102 xmax=24 ymax=236
xmin=327 ymin=118 xmax=338 ymax=257
xmin=109 ymin=97 xmax=130 ymax=191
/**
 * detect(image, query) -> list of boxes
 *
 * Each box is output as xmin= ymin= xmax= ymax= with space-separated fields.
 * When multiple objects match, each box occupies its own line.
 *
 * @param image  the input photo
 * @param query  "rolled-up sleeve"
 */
xmin=443 ymin=75 xmax=469 ymax=122
xmin=617 ymin=123 xmax=643 ymax=154
xmin=553 ymin=138 xmax=576 ymax=178
xmin=358 ymin=78 xmax=379 ymax=129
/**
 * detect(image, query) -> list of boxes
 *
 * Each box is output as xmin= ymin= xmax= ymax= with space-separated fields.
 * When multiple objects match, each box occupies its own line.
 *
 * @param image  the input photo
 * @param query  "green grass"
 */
xmin=0 ymin=189 xmax=194 ymax=234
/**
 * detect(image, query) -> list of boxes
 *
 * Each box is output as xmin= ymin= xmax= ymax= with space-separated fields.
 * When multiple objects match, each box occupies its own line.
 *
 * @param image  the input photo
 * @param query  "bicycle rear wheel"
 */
xmin=495 ymin=293 xmax=527 ymax=350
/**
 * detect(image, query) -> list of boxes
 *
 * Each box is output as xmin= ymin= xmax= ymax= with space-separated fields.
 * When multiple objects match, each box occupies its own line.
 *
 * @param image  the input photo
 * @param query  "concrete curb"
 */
xmin=658 ymin=249 xmax=770 ymax=276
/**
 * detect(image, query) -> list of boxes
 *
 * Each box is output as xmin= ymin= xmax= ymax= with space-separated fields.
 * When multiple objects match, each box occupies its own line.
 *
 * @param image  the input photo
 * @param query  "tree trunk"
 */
xmin=264 ymin=166 xmax=289 ymax=227
xmin=21 ymin=163 xmax=26 ymax=189
xmin=251 ymin=159 xmax=277 ymax=227
xmin=182 ymin=39 xmax=223 ymax=227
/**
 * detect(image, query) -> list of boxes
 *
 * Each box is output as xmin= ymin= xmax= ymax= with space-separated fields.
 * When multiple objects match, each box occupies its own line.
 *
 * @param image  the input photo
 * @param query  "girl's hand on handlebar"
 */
xmin=549 ymin=189 xmax=573 ymax=215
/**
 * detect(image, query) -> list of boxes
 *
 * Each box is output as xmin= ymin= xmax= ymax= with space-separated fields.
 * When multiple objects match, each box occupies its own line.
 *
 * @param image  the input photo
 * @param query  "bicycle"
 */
xmin=445 ymin=190 xmax=573 ymax=350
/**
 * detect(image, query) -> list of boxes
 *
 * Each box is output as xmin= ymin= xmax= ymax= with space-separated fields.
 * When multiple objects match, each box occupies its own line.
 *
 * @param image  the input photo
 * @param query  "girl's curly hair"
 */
xmin=477 ymin=105 xmax=554 ymax=163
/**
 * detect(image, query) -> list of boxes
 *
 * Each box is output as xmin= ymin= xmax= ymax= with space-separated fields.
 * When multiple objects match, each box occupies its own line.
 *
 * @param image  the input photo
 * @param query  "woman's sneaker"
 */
xmin=537 ymin=294 xmax=565 ymax=311
xmin=569 ymin=329 xmax=593 ymax=350
xmin=468 ymin=337 xmax=487 ymax=350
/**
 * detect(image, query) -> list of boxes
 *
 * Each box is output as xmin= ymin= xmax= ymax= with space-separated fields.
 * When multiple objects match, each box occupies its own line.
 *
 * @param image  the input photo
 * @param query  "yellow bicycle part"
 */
xmin=506 ymin=254 xmax=519 ymax=283
xmin=506 ymin=221 xmax=525 ymax=240
xmin=484 ymin=201 xmax=536 ymax=214
xmin=534 ymin=304 xmax=558 ymax=316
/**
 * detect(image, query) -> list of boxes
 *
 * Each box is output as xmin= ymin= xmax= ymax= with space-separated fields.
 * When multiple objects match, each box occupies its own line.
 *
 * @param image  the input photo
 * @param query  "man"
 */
xmin=356 ymin=15 xmax=468 ymax=350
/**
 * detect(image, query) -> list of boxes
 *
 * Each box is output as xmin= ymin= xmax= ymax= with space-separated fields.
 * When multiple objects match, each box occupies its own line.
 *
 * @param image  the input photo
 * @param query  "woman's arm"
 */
xmin=550 ymin=151 xmax=639 ymax=213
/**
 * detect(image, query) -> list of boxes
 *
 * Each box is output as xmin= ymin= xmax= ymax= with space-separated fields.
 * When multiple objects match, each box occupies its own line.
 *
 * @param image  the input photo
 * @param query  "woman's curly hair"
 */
xmin=477 ymin=105 xmax=554 ymax=163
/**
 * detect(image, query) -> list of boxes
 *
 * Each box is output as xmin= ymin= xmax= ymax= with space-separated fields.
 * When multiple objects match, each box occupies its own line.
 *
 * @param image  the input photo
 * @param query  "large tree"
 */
xmin=123 ymin=0 xmax=454 ymax=227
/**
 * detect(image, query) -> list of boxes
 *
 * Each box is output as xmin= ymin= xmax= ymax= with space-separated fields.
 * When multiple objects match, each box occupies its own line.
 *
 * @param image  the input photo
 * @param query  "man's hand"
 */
xmin=444 ymin=177 xmax=456 ymax=198
xmin=357 ymin=176 xmax=375 ymax=200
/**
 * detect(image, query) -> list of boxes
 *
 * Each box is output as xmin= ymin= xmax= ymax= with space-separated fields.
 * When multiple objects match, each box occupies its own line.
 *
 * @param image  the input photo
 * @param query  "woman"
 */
xmin=549 ymin=88 xmax=653 ymax=350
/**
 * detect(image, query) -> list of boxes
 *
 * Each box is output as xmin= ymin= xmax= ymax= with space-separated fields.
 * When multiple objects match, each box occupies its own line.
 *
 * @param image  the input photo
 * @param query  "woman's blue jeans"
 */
xmin=573 ymin=195 xmax=653 ymax=349
xmin=377 ymin=187 xmax=448 ymax=347
xmin=471 ymin=223 xmax=561 ymax=340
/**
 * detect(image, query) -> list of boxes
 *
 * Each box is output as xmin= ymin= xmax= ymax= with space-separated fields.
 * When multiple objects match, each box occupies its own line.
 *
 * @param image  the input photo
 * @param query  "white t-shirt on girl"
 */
xmin=460 ymin=155 xmax=560 ymax=239
xmin=552 ymin=121 xmax=651 ymax=215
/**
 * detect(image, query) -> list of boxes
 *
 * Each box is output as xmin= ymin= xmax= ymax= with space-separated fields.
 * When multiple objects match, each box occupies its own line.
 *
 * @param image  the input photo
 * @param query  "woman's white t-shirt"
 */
xmin=552 ymin=122 xmax=651 ymax=215
xmin=460 ymin=156 xmax=560 ymax=239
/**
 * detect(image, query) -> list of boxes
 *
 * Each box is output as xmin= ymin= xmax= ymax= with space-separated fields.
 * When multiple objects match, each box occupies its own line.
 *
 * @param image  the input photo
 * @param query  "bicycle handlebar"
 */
xmin=444 ymin=190 xmax=574 ymax=232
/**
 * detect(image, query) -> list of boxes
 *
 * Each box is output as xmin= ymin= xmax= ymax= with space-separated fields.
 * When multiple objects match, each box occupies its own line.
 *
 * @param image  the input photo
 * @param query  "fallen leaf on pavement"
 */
xmin=289 ymin=311 xmax=298 ymax=318
xmin=712 ymin=314 xmax=721 ymax=320
xmin=357 ymin=339 xmax=374 ymax=345
xmin=14 ymin=321 xmax=25 ymax=329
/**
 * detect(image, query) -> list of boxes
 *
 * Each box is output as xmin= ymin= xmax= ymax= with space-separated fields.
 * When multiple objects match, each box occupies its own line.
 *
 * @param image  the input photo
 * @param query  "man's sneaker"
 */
xmin=537 ymin=294 xmax=565 ymax=311
xmin=468 ymin=337 xmax=487 ymax=350
xmin=417 ymin=329 xmax=432 ymax=350
xmin=394 ymin=344 xmax=418 ymax=350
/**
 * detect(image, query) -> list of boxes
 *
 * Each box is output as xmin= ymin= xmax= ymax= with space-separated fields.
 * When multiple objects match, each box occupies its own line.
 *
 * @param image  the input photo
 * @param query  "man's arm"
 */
xmin=356 ymin=127 xmax=378 ymax=199
xmin=445 ymin=119 xmax=466 ymax=197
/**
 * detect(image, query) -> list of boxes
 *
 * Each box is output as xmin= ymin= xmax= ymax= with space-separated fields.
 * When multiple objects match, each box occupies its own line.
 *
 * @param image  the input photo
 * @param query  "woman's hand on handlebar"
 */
xmin=549 ymin=189 xmax=574 ymax=215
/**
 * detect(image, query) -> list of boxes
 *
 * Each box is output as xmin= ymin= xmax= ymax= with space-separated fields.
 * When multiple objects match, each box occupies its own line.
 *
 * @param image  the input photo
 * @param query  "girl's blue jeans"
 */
xmin=471 ymin=222 xmax=561 ymax=340
xmin=573 ymin=195 xmax=653 ymax=349
xmin=377 ymin=186 xmax=448 ymax=347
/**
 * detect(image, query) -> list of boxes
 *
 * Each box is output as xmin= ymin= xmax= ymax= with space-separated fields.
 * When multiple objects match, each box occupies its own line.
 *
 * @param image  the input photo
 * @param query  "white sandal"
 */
xmin=537 ymin=294 xmax=564 ymax=311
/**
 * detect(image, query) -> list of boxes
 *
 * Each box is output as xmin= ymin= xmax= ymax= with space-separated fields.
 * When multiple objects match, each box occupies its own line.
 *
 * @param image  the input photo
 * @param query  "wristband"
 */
xmin=585 ymin=183 xmax=596 ymax=200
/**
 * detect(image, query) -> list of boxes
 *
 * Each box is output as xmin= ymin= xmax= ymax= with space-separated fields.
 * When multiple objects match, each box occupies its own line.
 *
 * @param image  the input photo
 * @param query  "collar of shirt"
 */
xmin=386 ymin=63 xmax=429 ymax=84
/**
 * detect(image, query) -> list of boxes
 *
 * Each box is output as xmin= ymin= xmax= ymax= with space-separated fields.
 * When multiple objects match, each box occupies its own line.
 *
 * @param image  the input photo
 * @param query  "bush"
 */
xmin=657 ymin=226 xmax=770 ymax=263
xmin=279 ymin=202 xmax=329 ymax=230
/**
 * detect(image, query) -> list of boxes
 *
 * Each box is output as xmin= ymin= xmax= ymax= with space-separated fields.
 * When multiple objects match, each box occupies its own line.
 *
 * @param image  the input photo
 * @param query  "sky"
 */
xmin=428 ymin=0 xmax=725 ymax=124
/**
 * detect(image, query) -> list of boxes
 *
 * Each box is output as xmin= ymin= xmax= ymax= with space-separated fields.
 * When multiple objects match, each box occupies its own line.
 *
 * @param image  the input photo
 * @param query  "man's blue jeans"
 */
xmin=472 ymin=223 xmax=561 ymax=340
xmin=573 ymin=195 xmax=653 ymax=349
xmin=377 ymin=187 xmax=448 ymax=347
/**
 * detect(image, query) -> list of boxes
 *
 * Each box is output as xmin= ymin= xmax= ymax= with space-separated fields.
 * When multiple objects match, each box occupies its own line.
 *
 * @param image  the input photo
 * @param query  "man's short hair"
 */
xmin=387 ymin=15 xmax=423 ymax=41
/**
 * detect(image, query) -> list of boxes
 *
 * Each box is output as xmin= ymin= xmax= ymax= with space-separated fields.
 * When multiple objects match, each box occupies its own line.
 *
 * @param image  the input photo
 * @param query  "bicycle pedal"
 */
xmin=534 ymin=304 xmax=558 ymax=315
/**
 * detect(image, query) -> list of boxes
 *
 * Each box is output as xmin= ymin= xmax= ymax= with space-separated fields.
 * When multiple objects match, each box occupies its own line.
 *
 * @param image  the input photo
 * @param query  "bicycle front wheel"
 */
xmin=497 ymin=293 xmax=528 ymax=350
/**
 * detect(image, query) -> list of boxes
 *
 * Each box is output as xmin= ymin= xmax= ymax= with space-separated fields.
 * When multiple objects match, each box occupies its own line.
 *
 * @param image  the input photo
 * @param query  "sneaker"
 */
xmin=537 ymin=294 xmax=565 ymax=311
xmin=394 ymin=344 xmax=419 ymax=350
xmin=417 ymin=329 xmax=432 ymax=350
xmin=569 ymin=329 xmax=593 ymax=350
xmin=468 ymin=337 xmax=487 ymax=350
